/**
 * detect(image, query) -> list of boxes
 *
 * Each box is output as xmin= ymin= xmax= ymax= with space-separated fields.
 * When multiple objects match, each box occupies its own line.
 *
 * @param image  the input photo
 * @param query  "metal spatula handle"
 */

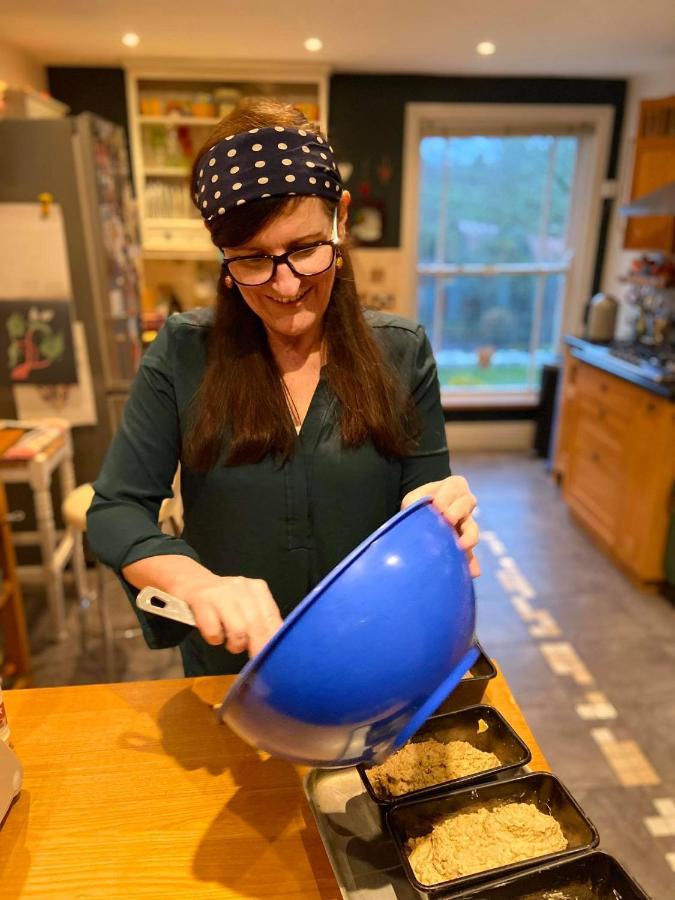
xmin=136 ymin=586 xmax=196 ymax=627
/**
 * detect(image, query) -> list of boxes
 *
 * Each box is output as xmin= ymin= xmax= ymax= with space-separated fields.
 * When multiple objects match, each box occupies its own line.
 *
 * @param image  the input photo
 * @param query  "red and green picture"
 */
xmin=0 ymin=300 xmax=77 ymax=385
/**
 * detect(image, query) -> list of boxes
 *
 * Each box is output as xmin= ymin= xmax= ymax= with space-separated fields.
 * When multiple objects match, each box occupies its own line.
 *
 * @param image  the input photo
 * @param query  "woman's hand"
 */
xmin=184 ymin=575 xmax=284 ymax=656
xmin=401 ymin=476 xmax=480 ymax=577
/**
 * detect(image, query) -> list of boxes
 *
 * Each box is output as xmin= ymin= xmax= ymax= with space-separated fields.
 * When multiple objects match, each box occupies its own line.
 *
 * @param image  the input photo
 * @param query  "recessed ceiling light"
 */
xmin=121 ymin=33 xmax=140 ymax=48
xmin=304 ymin=37 xmax=323 ymax=52
xmin=476 ymin=41 xmax=496 ymax=56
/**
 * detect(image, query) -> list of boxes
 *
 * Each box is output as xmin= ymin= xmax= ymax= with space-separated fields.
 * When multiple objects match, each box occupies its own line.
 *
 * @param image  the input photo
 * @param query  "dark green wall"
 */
xmin=47 ymin=68 xmax=626 ymax=292
xmin=47 ymin=67 xmax=128 ymax=129
xmin=328 ymin=74 xmax=626 ymax=249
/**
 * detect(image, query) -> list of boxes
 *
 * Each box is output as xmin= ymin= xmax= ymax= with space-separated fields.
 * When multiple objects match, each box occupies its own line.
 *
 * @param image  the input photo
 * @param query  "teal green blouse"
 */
xmin=87 ymin=308 xmax=450 ymax=675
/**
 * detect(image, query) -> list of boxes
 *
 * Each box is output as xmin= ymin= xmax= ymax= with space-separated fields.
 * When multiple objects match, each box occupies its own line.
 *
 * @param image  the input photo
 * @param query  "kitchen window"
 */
xmin=401 ymin=104 xmax=614 ymax=405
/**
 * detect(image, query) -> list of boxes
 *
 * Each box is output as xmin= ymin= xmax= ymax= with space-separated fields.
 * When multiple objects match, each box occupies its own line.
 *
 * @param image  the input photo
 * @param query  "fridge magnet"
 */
xmin=0 ymin=300 xmax=77 ymax=385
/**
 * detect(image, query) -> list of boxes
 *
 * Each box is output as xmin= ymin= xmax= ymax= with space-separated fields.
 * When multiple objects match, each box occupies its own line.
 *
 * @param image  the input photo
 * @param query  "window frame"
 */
xmin=400 ymin=103 xmax=615 ymax=407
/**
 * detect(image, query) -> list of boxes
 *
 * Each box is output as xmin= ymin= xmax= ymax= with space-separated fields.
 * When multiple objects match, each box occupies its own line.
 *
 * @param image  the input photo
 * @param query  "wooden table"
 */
xmin=0 ymin=668 xmax=548 ymax=899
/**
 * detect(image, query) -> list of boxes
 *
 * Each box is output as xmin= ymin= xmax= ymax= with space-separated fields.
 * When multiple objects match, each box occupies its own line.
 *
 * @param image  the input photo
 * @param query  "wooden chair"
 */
xmin=0 ymin=480 xmax=31 ymax=686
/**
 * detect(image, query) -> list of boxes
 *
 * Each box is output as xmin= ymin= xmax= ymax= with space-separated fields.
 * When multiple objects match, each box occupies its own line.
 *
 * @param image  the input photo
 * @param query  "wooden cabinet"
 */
xmin=124 ymin=61 xmax=330 ymax=260
xmin=624 ymin=96 xmax=675 ymax=252
xmin=554 ymin=350 xmax=675 ymax=582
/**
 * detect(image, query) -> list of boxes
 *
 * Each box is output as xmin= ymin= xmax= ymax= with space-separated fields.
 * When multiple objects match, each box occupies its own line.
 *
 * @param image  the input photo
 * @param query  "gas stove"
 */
xmin=609 ymin=341 xmax=675 ymax=384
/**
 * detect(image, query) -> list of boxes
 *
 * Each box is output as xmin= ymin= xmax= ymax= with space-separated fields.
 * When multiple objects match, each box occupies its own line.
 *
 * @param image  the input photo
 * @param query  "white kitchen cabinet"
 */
xmin=125 ymin=60 xmax=330 ymax=259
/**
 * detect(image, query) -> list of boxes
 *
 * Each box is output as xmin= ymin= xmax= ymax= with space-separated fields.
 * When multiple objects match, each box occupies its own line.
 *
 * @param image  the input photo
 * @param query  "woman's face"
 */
xmin=223 ymin=193 xmax=350 ymax=345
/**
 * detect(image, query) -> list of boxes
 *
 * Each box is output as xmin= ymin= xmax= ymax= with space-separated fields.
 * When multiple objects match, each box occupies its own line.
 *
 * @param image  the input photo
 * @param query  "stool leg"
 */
xmin=70 ymin=528 xmax=89 ymax=613
xmin=96 ymin=563 xmax=116 ymax=682
xmin=57 ymin=441 xmax=89 ymax=609
xmin=30 ymin=457 xmax=68 ymax=641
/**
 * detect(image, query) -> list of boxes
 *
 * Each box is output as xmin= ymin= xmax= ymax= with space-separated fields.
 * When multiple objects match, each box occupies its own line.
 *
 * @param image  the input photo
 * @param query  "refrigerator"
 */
xmin=0 ymin=113 xmax=142 ymax=484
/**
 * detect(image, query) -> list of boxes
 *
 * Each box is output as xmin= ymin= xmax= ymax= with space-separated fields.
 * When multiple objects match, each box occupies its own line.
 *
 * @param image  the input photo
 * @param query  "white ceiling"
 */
xmin=2 ymin=0 xmax=675 ymax=78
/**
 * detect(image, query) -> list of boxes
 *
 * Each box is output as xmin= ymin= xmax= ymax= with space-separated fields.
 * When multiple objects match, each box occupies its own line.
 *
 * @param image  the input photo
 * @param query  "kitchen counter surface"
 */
xmin=0 ymin=667 xmax=548 ymax=899
xmin=564 ymin=336 xmax=675 ymax=399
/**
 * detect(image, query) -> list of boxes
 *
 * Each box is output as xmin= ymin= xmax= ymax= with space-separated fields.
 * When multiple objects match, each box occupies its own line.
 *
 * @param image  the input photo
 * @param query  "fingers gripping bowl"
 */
xmin=137 ymin=497 xmax=478 ymax=767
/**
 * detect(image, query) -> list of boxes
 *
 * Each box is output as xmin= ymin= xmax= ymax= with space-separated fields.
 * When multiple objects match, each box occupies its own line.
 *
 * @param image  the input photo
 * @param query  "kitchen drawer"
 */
xmin=143 ymin=220 xmax=214 ymax=255
xmin=573 ymin=418 xmax=624 ymax=480
xmin=575 ymin=363 xmax=637 ymax=417
xmin=566 ymin=457 xmax=618 ymax=545
xmin=566 ymin=419 xmax=622 ymax=541
xmin=577 ymin=395 xmax=630 ymax=443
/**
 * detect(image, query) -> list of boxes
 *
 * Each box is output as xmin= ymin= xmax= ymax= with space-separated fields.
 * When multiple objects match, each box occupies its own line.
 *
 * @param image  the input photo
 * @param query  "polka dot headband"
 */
xmin=194 ymin=126 xmax=343 ymax=222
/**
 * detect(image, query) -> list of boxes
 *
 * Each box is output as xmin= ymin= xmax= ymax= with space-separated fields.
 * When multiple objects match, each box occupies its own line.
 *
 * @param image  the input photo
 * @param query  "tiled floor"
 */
xmin=10 ymin=451 xmax=675 ymax=898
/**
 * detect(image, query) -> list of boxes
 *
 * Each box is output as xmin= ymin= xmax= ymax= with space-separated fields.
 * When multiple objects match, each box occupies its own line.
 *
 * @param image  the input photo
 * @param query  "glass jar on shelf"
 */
xmin=191 ymin=93 xmax=216 ymax=119
xmin=214 ymin=87 xmax=242 ymax=119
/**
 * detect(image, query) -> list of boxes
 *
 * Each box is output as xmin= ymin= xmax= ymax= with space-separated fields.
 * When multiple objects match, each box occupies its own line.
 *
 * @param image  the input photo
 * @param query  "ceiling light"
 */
xmin=476 ymin=41 xmax=496 ymax=56
xmin=121 ymin=33 xmax=140 ymax=48
xmin=304 ymin=37 xmax=323 ymax=52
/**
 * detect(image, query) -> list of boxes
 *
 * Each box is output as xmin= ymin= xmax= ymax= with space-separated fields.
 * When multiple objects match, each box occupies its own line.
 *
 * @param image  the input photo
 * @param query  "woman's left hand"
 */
xmin=401 ymin=476 xmax=480 ymax=577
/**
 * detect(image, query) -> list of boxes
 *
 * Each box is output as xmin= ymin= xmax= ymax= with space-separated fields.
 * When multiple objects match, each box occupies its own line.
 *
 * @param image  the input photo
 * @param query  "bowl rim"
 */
xmin=219 ymin=496 xmax=456 ymax=718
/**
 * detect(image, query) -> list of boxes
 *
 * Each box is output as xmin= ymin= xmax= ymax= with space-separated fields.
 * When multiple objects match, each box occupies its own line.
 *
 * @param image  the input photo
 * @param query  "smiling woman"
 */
xmin=86 ymin=97 xmax=481 ymax=677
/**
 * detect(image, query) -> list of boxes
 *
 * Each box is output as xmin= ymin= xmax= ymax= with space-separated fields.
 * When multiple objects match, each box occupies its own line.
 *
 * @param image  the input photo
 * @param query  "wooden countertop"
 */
xmin=0 ymin=667 xmax=548 ymax=899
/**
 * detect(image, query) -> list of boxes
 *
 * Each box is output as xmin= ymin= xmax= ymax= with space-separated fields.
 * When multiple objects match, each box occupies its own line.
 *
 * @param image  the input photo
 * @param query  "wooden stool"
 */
xmin=0 ymin=426 xmax=87 ymax=641
xmin=62 ymin=482 xmax=182 ymax=682
xmin=0 ymin=481 xmax=31 ymax=685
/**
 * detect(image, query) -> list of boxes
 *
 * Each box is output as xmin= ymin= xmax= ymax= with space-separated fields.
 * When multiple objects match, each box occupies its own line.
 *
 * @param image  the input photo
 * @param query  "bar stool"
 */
xmin=62 ymin=482 xmax=183 ymax=681
xmin=0 ymin=423 xmax=88 ymax=641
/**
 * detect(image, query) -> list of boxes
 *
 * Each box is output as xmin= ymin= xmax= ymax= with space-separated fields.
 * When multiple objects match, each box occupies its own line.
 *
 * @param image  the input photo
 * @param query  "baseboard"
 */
xmin=445 ymin=421 xmax=535 ymax=452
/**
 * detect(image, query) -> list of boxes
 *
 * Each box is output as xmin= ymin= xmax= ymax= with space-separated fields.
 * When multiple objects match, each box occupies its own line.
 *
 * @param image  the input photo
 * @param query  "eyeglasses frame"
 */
xmin=221 ymin=209 xmax=341 ymax=287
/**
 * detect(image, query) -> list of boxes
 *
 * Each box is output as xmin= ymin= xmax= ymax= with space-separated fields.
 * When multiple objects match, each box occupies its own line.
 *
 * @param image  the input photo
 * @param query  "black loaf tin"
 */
xmin=432 ymin=641 xmax=497 ymax=714
xmin=452 ymin=850 xmax=650 ymax=899
xmin=386 ymin=771 xmax=599 ymax=896
xmin=357 ymin=704 xmax=532 ymax=810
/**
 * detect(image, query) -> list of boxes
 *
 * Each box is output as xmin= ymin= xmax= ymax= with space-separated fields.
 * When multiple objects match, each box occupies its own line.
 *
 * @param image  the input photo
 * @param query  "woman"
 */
xmin=88 ymin=98 xmax=480 ymax=677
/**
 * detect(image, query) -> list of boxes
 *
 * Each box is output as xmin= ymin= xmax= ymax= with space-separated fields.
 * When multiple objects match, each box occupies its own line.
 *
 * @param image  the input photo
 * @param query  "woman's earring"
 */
xmin=224 ymin=275 xmax=234 ymax=288
xmin=336 ymin=253 xmax=344 ymax=270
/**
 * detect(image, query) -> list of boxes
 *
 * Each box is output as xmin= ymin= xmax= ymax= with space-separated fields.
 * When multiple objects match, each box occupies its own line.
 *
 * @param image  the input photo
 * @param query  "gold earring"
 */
xmin=224 ymin=275 xmax=234 ymax=288
xmin=336 ymin=254 xmax=344 ymax=270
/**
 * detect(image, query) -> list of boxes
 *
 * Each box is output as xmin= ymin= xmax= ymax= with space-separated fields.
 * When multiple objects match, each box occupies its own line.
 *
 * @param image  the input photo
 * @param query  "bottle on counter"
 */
xmin=585 ymin=292 xmax=618 ymax=343
xmin=0 ymin=677 xmax=10 ymax=743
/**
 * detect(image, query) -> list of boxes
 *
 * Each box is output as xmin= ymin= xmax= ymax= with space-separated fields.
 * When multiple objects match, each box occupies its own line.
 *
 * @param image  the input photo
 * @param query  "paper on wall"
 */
xmin=0 ymin=203 xmax=72 ymax=300
xmin=13 ymin=322 xmax=97 ymax=426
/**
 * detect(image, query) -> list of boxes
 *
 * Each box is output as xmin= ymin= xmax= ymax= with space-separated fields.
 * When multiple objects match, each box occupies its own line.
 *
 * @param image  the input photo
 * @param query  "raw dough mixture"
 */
xmin=368 ymin=738 xmax=500 ymax=798
xmin=407 ymin=801 xmax=567 ymax=885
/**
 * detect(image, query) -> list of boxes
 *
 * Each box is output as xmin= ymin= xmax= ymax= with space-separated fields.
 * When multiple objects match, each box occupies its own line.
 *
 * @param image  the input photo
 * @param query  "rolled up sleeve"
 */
xmin=87 ymin=320 xmax=198 ymax=648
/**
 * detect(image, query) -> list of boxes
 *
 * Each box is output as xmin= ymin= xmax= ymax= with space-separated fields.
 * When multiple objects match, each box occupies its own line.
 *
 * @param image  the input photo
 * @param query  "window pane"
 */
xmin=418 ymin=135 xmax=578 ymax=265
xmin=428 ymin=274 xmax=564 ymax=390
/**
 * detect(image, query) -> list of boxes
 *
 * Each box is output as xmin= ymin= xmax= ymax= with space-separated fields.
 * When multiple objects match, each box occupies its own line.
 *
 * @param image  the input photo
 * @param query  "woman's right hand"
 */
xmin=184 ymin=575 xmax=284 ymax=657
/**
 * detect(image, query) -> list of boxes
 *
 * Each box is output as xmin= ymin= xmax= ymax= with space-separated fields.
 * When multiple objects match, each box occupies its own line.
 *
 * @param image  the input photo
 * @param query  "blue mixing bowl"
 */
xmin=218 ymin=497 xmax=478 ymax=767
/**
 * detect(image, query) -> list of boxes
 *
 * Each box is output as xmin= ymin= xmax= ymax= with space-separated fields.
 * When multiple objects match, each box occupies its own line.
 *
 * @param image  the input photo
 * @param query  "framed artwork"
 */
xmin=350 ymin=198 xmax=386 ymax=246
xmin=0 ymin=300 xmax=77 ymax=385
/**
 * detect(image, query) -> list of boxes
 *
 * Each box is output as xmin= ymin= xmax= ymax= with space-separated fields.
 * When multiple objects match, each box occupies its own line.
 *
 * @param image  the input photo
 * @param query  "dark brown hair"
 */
xmin=183 ymin=98 xmax=418 ymax=471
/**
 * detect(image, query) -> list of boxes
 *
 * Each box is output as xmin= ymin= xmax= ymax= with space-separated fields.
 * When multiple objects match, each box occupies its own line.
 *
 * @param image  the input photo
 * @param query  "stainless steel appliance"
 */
xmin=0 ymin=113 xmax=141 ymax=482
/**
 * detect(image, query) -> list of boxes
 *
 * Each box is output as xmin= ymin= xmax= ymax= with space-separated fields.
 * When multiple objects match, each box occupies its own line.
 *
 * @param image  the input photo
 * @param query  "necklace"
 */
xmin=281 ymin=378 xmax=302 ymax=428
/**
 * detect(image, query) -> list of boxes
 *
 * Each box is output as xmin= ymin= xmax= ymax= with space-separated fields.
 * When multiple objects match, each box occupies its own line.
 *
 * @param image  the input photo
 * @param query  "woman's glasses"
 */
xmin=223 ymin=211 xmax=340 ymax=287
